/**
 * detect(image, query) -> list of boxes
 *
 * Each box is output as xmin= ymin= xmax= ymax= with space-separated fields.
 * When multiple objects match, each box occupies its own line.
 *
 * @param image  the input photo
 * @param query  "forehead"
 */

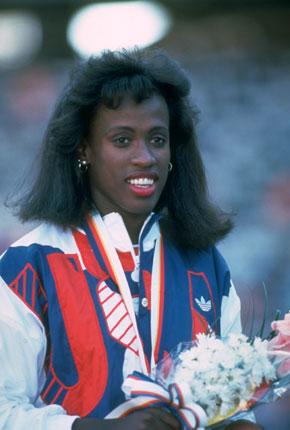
xmin=91 ymin=94 xmax=170 ymax=132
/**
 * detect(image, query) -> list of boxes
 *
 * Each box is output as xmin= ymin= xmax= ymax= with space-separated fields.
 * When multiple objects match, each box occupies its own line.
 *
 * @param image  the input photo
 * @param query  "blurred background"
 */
xmin=0 ymin=0 xmax=290 ymax=427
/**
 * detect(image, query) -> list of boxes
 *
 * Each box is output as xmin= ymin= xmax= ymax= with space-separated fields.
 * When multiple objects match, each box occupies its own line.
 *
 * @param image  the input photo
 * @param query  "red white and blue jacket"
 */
xmin=0 ymin=212 xmax=241 ymax=430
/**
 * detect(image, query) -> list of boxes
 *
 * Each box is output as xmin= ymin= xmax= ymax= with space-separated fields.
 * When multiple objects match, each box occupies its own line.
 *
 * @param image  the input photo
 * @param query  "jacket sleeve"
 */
xmin=0 ymin=274 xmax=79 ymax=430
xmin=220 ymin=280 xmax=242 ymax=337
xmin=211 ymin=247 xmax=242 ymax=337
xmin=219 ymin=274 xmax=256 ymax=424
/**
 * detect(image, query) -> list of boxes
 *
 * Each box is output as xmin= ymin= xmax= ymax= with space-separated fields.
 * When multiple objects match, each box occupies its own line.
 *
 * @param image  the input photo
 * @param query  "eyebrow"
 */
xmin=105 ymin=125 xmax=169 ymax=134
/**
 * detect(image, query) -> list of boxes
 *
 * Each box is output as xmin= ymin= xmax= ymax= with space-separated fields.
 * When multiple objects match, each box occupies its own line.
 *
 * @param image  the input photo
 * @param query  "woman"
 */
xmin=0 ymin=49 xmax=262 ymax=429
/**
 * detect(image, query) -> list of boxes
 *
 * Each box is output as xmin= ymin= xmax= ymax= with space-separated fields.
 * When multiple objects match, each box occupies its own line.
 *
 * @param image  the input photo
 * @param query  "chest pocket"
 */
xmin=188 ymin=270 xmax=217 ymax=337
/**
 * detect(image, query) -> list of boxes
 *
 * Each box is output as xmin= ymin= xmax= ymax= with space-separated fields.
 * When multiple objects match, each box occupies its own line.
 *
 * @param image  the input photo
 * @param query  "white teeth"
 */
xmin=127 ymin=178 xmax=154 ymax=186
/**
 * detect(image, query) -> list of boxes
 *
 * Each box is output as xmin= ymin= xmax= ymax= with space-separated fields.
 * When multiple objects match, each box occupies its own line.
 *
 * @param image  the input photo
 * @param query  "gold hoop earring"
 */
xmin=77 ymin=159 xmax=89 ymax=173
xmin=168 ymin=162 xmax=173 ymax=172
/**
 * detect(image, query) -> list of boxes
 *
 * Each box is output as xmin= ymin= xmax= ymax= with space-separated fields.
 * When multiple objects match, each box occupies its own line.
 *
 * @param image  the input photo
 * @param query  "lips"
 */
xmin=127 ymin=177 xmax=154 ymax=187
xmin=125 ymin=173 xmax=158 ymax=197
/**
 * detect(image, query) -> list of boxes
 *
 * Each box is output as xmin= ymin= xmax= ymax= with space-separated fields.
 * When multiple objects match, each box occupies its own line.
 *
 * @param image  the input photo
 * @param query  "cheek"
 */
xmin=160 ymin=150 xmax=171 ymax=172
xmin=88 ymin=158 xmax=106 ymax=187
xmin=89 ymin=165 xmax=109 ymax=189
xmin=88 ymin=156 xmax=123 ymax=192
xmin=164 ymin=145 xmax=171 ymax=161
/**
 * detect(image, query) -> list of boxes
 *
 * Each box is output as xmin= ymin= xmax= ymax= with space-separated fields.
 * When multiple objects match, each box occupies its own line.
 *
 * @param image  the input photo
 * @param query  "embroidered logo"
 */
xmin=195 ymin=296 xmax=212 ymax=312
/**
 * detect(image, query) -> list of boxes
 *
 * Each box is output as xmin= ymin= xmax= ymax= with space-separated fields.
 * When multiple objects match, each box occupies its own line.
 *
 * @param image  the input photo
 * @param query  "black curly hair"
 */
xmin=16 ymin=47 xmax=233 ymax=249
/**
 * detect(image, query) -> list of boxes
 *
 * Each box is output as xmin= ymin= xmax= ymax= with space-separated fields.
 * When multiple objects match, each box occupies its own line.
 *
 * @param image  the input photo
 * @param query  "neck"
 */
xmin=122 ymin=214 xmax=148 ymax=244
xmin=96 ymin=206 xmax=150 ymax=244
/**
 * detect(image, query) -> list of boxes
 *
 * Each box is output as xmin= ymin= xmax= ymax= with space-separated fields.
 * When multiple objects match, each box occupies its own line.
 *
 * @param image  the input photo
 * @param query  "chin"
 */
xmin=124 ymin=205 xmax=156 ymax=218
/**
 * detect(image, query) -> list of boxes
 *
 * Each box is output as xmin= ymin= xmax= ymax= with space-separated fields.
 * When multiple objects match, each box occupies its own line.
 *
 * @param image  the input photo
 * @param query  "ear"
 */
xmin=77 ymin=140 xmax=91 ymax=162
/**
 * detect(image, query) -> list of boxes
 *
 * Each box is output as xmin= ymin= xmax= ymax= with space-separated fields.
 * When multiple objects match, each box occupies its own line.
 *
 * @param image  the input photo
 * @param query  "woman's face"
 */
xmin=82 ymin=94 xmax=171 ymax=223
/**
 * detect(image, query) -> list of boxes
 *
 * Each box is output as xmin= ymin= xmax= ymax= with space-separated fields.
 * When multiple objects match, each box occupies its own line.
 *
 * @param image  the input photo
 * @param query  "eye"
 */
xmin=150 ymin=135 xmax=168 ymax=147
xmin=113 ymin=136 xmax=131 ymax=146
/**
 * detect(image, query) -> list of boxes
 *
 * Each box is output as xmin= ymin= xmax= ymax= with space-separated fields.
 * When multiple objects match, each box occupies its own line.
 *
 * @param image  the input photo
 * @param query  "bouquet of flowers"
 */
xmin=108 ymin=312 xmax=290 ymax=429
xmin=156 ymin=333 xmax=276 ymax=427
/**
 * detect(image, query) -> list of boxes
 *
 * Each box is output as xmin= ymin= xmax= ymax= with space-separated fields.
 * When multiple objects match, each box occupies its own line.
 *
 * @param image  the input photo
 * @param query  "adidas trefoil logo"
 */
xmin=195 ymin=296 xmax=212 ymax=312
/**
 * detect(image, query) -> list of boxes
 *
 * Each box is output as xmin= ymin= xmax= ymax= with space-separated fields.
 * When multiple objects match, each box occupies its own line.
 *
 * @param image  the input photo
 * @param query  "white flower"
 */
xmin=165 ymin=333 xmax=277 ymax=423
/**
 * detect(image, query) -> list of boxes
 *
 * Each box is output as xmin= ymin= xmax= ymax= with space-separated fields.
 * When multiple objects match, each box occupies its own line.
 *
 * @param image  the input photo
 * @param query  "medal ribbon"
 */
xmin=106 ymin=371 xmax=208 ymax=430
xmin=88 ymin=213 xmax=163 ymax=375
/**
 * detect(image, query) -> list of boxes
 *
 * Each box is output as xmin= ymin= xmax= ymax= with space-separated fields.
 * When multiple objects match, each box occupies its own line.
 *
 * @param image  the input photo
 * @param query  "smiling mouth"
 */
xmin=126 ymin=178 xmax=155 ymax=188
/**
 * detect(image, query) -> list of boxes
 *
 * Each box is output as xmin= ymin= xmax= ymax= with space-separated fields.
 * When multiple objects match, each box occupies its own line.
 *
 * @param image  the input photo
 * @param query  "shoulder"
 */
xmin=0 ymin=222 xmax=78 ymax=283
xmin=184 ymin=245 xmax=230 ymax=271
xmin=9 ymin=222 xmax=75 ymax=251
xmin=1 ymin=222 xmax=80 ymax=260
xmin=210 ymin=246 xmax=232 ymax=294
xmin=210 ymin=246 xmax=230 ymax=272
xmin=183 ymin=245 xmax=232 ymax=296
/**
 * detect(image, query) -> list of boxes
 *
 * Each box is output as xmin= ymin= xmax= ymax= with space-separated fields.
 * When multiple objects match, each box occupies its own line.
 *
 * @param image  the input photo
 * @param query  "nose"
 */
xmin=131 ymin=140 xmax=156 ymax=167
